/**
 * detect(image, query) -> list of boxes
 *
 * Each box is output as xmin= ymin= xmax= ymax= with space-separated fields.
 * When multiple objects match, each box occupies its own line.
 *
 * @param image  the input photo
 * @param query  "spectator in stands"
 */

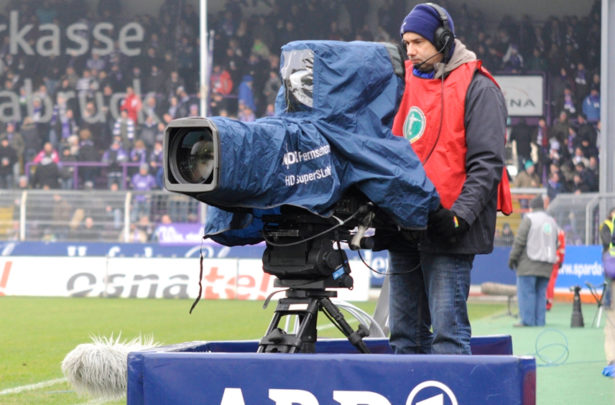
xmin=509 ymin=119 xmax=534 ymax=171
xmin=238 ymin=74 xmax=256 ymax=113
xmin=50 ymin=108 xmax=79 ymax=150
xmin=238 ymin=102 xmax=256 ymax=122
xmin=59 ymin=143 xmax=79 ymax=190
xmin=572 ymin=147 xmax=590 ymax=169
xmin=496 ymin=222 xmax=515 ymax=246
xmin=501 ymin=43 xmax=523 ymax=73
xmin=1 ymin=122 xmax=25 ymax=173
xmin=533 ymin=117 xmax=550 ymax=179
xmin=571 ymin=171 xmax=590 ymax=194
xmin=142 ymin=95 xmax=162 ymax=123
xmin=139 ymin=114 xmax=158 ymax=152
xmin=508 ymin=195 xmax=561 ymax=327
xmin=102 ymin=135 xmax=129 ymax=189
xmin=130 ymin=163 xmax=158 ymax=222
xmin=558 ymin=87 xmax=577 ymax=117
xmin=145 ymin=65 xmax=165 ymax=95
xmin=513 ymin=160 xmax=541 ymax=188
xmin=550 ymin=67 xmax=575 ymax=109
xmin=263 ymin=69 xmax=281 ymax=108
xmin=120 ymin=86 xmax=143 ymax=125
xmin=77 ymin=129 xmax=100 ymax=186
xmin=130 ymin=139 xmax=149 ymax=176
xmin=125 ymin=214 xmax=155 ymax=243
xmin=113 ymin=109 xmax=136 ymax=151
xmin=575 ymin=161 xmax=597 ymax=192
xmin=575 ymin=113 xmax=597 ymax=152
xmin=61 ymin=66 xmax=79 ymax=89
xmin=574 ymin=62 xmax=589 ymax=107
xmin=104 ymin=182 xmax=123 ymax=230
xmin=582 ymin=87 xmax=600 ymax=124
xmin=33 ymin=142 xmax=60 ymax=165
xmin=149 ymin=137 xmax=165 ymax=188
xmin=69 ymin=215 xmax=102 ymax=242
xmin=50 ymin=193 xmax=74 ymax=240
xmin=175 ymin=87 xmax=196 ymax=118
xmin=108 ymin=64 xmax=126 ymax=92
xmin=165 ymin=71 xmax=185 ymax=101
xmin=587 ymin=156 xmax=599 ymax=191
xmin=76 ymin=69 xmax=93 ymax=98
xmin=211 ymin=64 xmax=234 ymax=97
xmin=31 ymin=143 xmax=61 ymax=189
xmin=80 ymin=101 xmax=109 ymax=151
xmin=0 ymin=136 xmax=18 ymax=188
xmin=86 ymin=52 xmax=106 ymax=72
xmin=547 ymin=171 xmax=567 ymax=201
xmin=551 ymin=110 xmax=570 ymax=146
xmin=166 ymin=96 xmax=180 ymax=119
xmin=525 ymin=47 xmax=547 ymax=72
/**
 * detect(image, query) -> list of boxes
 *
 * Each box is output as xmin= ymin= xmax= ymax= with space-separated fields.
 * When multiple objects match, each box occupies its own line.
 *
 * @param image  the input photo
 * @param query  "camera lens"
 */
xmin=170 ymin=128 xmax=215 ymax=184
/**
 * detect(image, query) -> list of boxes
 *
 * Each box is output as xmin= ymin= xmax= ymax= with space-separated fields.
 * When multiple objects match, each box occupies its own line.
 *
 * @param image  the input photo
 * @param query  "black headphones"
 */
xmin=424 ymin=2 xmax=454 ymax=57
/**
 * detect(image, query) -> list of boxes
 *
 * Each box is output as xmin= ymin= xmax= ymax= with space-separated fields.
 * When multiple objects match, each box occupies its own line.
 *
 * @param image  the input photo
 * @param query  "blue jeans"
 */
xmin=388 ymin=248 xmax=474 ymax=354
xmin=516 ymin=275 xmax=549 ymax=326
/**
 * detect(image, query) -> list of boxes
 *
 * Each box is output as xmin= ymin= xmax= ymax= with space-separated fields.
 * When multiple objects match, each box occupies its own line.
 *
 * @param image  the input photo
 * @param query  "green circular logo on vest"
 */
xmin=403 ymin=106 xmax=426 ymax=144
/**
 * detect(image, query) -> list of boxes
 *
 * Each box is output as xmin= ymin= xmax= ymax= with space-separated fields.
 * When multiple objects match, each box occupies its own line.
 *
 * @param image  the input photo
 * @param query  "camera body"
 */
xmin=163 ymin=40 xmax=440 ymax=249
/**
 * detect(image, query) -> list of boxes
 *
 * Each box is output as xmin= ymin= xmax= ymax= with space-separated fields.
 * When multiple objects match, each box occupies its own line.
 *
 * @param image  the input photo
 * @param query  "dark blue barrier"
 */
xmin=154 ymin=335 xmax=511 ymax=355
xmin=127 ymin=337 xmax=534 ymax=405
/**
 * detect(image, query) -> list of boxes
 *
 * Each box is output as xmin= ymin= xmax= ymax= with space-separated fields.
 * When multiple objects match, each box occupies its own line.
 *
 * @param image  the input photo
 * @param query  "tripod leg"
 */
xmin=596 ymin=306 xmax=604 ymax=328
xmin=320 ymin=297 xmax=370 ymax=353
xmin=258 ymin=296 xmax=320 ymax=353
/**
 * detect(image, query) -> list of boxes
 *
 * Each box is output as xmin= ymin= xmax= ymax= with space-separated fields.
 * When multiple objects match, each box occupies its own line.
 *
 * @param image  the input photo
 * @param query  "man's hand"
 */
xmin=508 ymin=258 xmax=518 ymax=269
xmin=427 ymin=205 xmax=469 ymax=244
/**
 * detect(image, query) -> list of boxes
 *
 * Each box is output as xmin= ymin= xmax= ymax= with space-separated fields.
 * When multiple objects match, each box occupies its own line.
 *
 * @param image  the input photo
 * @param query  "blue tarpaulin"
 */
xmin=204 ymin=41 xmax=440 ymax=245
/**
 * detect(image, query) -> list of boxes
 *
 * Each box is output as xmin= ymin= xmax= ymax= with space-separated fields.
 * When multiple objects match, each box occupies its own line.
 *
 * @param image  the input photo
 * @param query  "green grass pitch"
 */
xmin=0 ymin=296 xmax=506 ymax=404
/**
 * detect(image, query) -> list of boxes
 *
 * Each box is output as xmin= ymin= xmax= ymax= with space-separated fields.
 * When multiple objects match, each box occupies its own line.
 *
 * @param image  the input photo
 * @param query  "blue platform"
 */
xmin=127 ymin=336 xmax=535 ymax=405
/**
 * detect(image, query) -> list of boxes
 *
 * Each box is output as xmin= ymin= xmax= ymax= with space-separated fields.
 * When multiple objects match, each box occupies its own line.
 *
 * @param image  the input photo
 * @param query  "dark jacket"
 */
xmin=422 ymin=67 xmax=507 ymax=255
xmin=600 ymin=219 xmax=613 ymax=253
xmin=0 ymin=143 xmax=18 ymax=176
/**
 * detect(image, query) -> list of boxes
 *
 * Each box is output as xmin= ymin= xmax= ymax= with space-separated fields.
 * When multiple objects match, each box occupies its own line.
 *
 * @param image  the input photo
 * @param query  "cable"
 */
xmin=421 ymin=72 xmax=445 ymax=165
xmin=532 ymin=328 xmax=570 ymax=367
xmin=262 ymin=207 xmax=364 ymax=248
xmin=356 ymin=248 xmax=421 ymax=275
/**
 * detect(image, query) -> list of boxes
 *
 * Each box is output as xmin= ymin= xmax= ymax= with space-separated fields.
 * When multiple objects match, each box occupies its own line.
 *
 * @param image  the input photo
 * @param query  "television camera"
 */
xmin=162 ymin=40 xmax=440 ymax=353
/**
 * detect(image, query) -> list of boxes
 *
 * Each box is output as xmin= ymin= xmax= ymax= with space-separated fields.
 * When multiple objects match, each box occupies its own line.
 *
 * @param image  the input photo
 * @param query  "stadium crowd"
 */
xmin=0 ymin=0 xmax=602 ymax=201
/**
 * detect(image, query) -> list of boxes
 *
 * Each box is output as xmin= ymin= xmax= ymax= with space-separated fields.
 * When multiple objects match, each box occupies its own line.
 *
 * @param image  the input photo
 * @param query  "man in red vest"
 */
xmin=387 ymin=3 xmax=510 ymax=354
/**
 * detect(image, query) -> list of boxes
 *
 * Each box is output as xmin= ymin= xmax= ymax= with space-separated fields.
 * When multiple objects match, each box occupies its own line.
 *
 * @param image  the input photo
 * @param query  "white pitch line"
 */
xmin=0 ymin=377 xmax=67 ymax=395
xmin=75 ymin=398 xmax=116 ymax=405
xmin=317 ymin=318 xmax=359 ymax=331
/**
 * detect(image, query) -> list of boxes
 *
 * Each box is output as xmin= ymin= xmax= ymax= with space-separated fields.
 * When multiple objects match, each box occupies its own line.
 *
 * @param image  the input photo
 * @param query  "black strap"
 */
xmin=189 ymin=248 xmax=205 ymax=314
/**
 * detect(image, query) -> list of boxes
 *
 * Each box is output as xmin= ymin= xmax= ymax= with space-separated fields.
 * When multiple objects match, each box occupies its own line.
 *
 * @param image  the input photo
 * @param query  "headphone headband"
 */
xmin=425 ymin=2 xmax=451 ymax=34
xmin=423 ymin=2 xmax=454 ymax=57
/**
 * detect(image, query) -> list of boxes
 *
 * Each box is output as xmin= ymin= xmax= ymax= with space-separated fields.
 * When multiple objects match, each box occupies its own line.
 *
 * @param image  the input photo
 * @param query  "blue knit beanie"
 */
xmin=400 ymin=3 xmax=455 ymax=50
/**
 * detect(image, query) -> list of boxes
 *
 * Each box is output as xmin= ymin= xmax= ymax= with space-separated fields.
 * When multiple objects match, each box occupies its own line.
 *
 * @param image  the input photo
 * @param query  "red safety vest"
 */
xmin=392 ymin=60 xmax=512 ymax=214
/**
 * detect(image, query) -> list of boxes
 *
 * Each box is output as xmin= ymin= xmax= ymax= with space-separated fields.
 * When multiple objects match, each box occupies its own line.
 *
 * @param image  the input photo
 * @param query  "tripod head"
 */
xmin=261 ymin=192 xmax=383 ymax=290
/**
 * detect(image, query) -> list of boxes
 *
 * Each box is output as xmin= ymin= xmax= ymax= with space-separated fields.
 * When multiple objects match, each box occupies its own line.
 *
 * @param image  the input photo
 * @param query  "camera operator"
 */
xmin=387 ymin=3 xmax=509 ymax=354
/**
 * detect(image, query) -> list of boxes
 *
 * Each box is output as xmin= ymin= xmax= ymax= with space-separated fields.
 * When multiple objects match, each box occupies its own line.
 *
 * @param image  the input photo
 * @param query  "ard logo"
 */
xmin=218 ymin=380 xmax=459 ymax=405
xmin=402 ymin=106 xmax=426 ymax=144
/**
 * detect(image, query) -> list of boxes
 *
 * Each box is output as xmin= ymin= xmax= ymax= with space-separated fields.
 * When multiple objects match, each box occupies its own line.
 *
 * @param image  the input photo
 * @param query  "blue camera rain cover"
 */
xmin=204 ymin=40 xmax=440 ymax=245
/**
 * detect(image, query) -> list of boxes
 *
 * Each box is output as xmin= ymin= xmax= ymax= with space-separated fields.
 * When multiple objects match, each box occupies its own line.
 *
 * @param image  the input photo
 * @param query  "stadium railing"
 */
xmin=0 ymin=189 xmax=205 ymax=242
xmin=0 ymin=187 xmax=608 ymax=246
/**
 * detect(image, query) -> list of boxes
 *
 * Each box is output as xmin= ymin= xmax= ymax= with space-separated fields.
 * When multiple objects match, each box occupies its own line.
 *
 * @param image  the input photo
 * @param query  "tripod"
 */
xmin=586 ymin=281 xmax=608 ymax=328
xmin=257 ymin=285 xmax=370 ymax=354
